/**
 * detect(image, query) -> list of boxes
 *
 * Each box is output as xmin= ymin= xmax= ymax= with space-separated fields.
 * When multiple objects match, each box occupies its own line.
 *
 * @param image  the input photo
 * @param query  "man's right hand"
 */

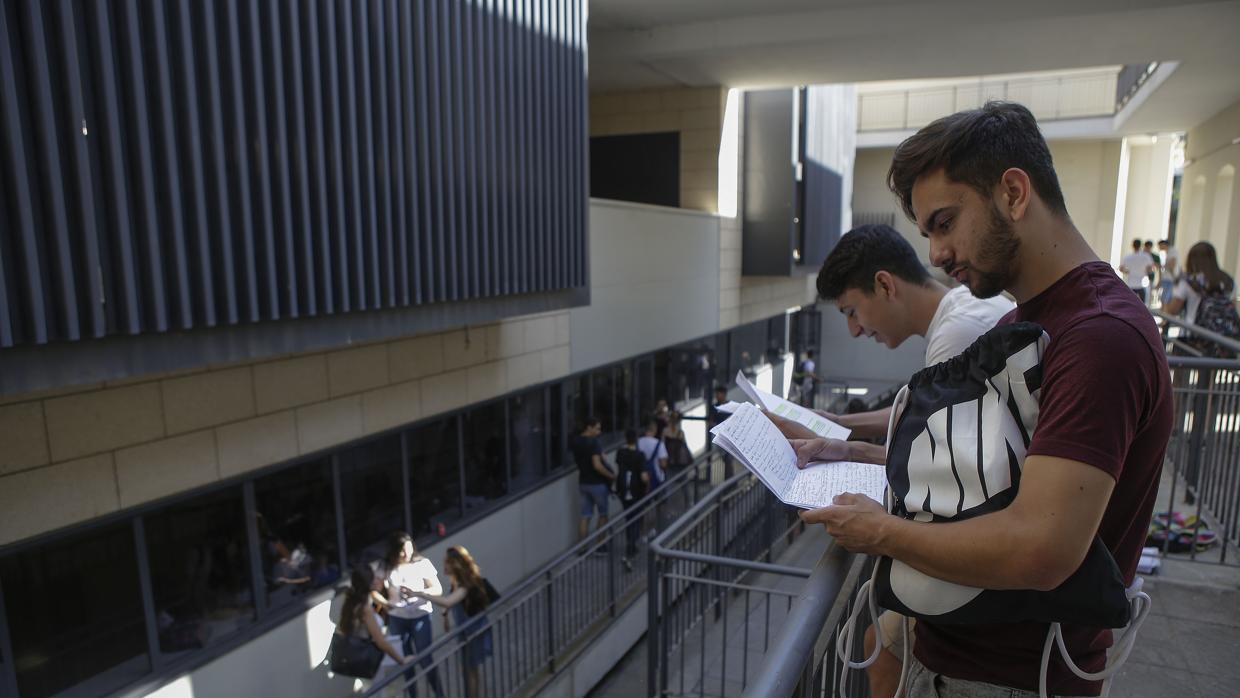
xmin=789 ymin=438 xmax=851 ymax=468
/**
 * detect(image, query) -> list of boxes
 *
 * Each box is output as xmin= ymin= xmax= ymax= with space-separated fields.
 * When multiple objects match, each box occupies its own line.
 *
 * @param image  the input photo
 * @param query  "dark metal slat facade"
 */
xmin=0 ymin=0 xmax=587 ymax=351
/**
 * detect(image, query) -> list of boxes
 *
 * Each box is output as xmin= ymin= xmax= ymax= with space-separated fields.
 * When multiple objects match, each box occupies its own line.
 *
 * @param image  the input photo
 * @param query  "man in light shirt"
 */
xmin=772 ymin=223 xmax=1012 ymax=698
xmin=1119 ymin=237 xmax=1155 ymax=303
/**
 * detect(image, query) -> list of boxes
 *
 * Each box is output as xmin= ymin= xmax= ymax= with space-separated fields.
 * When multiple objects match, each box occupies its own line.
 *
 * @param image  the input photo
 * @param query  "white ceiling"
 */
xmin=587 ymin=0 xmax=1240 ymax=133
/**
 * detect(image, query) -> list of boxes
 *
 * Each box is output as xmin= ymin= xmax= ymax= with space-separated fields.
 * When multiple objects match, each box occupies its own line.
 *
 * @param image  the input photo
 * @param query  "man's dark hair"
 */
xmin=816 ymin=224 xmax=931 ymax=300
xmin=1143 ymin=240 xmax=1154 ymax=248
xmin=887 ymin=102 xmax=1068 ymax=223
xmin=624 ymin=429 xmax=637 ymax=444
xmin=1132 ymin=238 xmax=1143 ymax=250
xmin=581 ymin=416 xmax=601 ymax=432
xmin=714 ymin=385 xmax=727 ymax=394
xmin=806 ymin=350 xmax=815 ymax=359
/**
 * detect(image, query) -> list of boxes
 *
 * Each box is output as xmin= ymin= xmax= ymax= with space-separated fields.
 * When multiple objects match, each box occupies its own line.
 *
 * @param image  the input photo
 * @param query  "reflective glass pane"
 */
xmin=145 ymin=488 xmax=255 ymax=656
xmin=339 ymin=435 xmax=405 ymax=566
xmin=591 ymin=367 xmax=620 ymax=446
xmin=254 ymin=459 xmax=341 ymax=608
xmin=2 ymin=523 xmax=149 ymax=697
xmin=463 ymin=401 xmax=508 ymax=509
xmin=408 ymin=418 xmax=462 ymax=539
xmin=548 ymin=383 xmax=564 ymax=470
xmin=510 ymin=388 xmax=548 ymax=490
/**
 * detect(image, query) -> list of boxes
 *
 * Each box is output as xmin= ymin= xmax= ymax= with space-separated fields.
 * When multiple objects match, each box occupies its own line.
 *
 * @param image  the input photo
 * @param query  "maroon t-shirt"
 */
xmin=913 ymin=262 xmax=1173 ymax=695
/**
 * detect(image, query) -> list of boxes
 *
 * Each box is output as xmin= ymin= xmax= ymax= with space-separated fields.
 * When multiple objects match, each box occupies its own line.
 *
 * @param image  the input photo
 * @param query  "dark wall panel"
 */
xmin=0 ymin=0 xmax=588 ymax=350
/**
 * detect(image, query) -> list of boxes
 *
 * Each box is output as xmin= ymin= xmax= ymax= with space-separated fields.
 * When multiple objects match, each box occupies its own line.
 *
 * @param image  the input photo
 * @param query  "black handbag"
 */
xmin=329 ymin=632 xmax=384 ymax=679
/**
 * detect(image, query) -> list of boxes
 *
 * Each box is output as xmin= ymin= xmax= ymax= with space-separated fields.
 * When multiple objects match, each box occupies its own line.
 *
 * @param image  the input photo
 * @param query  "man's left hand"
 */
xmin=799 ymin=493 xmax=893 ymax=555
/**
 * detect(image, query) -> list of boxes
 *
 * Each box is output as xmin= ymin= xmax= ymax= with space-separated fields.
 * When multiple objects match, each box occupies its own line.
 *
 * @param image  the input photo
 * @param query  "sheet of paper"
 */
xmin=710 ymin=402 xmax=887 ymax=510
xmin=709 ymin=402 xmax=799 ymax=496
xmin=734 ymin=371 xmax=851 ymax=440
xmin=783 ymin=461 xmax=888 ymax=509
xmin=714 ymin=400 xmax=744 ymax=414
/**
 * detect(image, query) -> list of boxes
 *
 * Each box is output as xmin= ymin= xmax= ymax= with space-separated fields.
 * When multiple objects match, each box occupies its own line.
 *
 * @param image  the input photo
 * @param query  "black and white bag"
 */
xmin=836 ymin=322 xmax=1151 ymax=698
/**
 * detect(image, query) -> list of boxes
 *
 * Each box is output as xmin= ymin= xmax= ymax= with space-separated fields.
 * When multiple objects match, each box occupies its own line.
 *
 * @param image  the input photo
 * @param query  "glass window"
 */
xmin=767 ymin=314 xmax=788 ymax=364
xmin=652 ymin=350 xmax=670 ymax=414
xmin=2 ymin=523 xmax=149 ymax=697
xmin=617 ymin=362 xmax=634 ymax=434
xmin=730 ymin=320 xmax=768 ymax=376
xmin=636 ymin=357 xmax=655 ymax=427
xmin=145 ymin=488 xmax=255 ymax=656
xmin=408 ymin=418 xmax=462 ymax=540
xmin=565 ymin=375 xmax=589 ymax=434
xmin=509 ymin=388 xmax=548 ymax=491
xmin=338 ymin=435 xmax=405 ymax=566
xmin=592 ymin=367 xmax=619 ymax=446
xmin=549 ymin=383 xmax=565 ymax=470
xmin=253 ymin=459 xmax=340 ymax=609
xmin=463 ymin=400 xmax=508 ymax=509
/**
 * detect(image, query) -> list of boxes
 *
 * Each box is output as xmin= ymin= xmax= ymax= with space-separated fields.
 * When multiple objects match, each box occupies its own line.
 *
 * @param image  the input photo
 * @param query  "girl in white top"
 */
xmin=1165 ymin=241 xmax=1235 ymax=324
xmin=373 ymin=532 xmax=443 ymax=698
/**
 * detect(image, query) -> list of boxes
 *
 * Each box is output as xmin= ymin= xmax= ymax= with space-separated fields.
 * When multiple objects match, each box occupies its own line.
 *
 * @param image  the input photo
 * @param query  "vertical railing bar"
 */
xmin=339 ymin=0 xmax=366 ymax=310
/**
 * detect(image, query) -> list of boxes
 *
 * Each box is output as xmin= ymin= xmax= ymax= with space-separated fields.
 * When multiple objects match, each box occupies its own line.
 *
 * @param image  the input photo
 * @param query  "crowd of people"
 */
xmin=330 ymin=533 xmax=497 ymax=698
xmin=571 ymin=399 xmax=699 ymax=570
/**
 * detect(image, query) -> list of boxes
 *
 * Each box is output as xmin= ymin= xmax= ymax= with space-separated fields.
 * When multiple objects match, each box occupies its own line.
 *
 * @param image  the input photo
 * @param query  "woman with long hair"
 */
xmin=334 ymin=564 xmax=408 ymax=665
xmin=375 ymin=532 xmax=443 ymax=698
xmin=1165 ymin=241 xmax=1236 ymax=319
xmin=1164 ymin=241 xmax=1240 ymax=356
xmin=662 ymin=411 xmax=693 ymax=471
xmin=409 ymin=546 xmax=498 ymax=698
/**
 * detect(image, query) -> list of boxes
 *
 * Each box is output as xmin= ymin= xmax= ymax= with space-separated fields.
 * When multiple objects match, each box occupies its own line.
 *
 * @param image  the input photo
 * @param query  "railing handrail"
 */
xmin=742 ymin=544 xmax=859 ymax=697
xmin=1152 ymin=308 xmax=1240 ymax=354
xmin=361 ymin=448 xmax=720 ymax=696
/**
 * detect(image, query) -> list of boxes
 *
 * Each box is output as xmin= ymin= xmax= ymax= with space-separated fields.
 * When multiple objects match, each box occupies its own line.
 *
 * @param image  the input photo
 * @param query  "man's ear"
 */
xmin=998 ymin=168 xmax=1032 ymax=221
xmin=873 ymin=270 xmax=897 ymax=299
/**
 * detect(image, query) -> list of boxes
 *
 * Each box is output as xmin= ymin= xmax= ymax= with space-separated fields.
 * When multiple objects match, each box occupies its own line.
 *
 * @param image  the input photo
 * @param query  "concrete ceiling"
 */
xmin=588 ymin=0 xmax=1240 ymax=133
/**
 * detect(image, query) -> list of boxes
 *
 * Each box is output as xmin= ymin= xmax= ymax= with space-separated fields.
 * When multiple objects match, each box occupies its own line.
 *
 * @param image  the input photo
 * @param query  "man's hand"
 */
xmin=789 ymin=437 xmax=851 ymax=468
xmin=799 ymin=493 xmax=892 ymax=555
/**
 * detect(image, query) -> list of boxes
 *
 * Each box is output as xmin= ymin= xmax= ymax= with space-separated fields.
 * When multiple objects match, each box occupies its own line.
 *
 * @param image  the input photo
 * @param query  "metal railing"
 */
xmin=645 ymin=471 xmax=820 ymax=697
xmin=1153 ymin=310 xmax=1240 ymax=565
xmin=742 ymin=551 xmax=872 ymax=698
xmin=361 ymin=450 xmax=727 ymax=697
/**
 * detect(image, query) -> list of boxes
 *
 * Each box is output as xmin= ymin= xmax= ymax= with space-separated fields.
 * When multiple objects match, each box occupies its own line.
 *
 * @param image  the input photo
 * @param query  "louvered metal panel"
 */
xmin=0 ymin=0 xmax=588 ymax=349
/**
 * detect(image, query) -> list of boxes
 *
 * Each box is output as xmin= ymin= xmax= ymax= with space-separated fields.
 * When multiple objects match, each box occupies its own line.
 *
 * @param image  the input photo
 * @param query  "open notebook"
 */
xmin=733 ymin=371 xmax=851 ymax=440
xmin=711 ymin=401 xmax=886 ymax=509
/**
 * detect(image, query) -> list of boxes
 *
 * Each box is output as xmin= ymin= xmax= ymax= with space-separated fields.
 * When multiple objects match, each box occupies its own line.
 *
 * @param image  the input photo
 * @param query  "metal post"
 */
xmin=243 ymin=481 xmax=268 ymax=617
xmin=133 ymin=518 xmax=164 ymax=671
xmin=544 ymin=570 xmax=556 ymax=674
xmin=0 ymin=575 xmax=18 ymax=697
xmin=608 ymin=525 xmax=618 ymax=617
xmin=646 ymin=544 xmax=660 ymax=697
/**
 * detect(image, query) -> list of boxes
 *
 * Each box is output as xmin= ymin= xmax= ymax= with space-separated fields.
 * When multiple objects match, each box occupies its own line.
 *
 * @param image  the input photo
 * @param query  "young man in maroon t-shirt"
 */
xmin=800 ymin=102 xmax=1172 ymax=697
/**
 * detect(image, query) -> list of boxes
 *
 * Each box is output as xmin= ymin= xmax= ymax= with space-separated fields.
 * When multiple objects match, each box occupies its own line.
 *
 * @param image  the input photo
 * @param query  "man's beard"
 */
xmin=967 ymin=205 xmax=1020 ymax=299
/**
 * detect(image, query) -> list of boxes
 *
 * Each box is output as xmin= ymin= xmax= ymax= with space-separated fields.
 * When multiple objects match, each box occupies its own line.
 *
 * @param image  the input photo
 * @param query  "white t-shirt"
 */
xmin=384 ymin=557 xmax=440 ymax=619
xmin=1172 ymin=278 xmax=1204 ymax=323
xmin=799 ymin=358 xmax=816 ymax=392
xmin=924 ymin=286 xmax=1016 ymax=366
xmin=1121 ymin=252 xmax=1154 ymax=288
xmin=1163 ymin=247 xmax=1180 ymax=277
xmin=637 ymin=435 xmax=668 ymax=485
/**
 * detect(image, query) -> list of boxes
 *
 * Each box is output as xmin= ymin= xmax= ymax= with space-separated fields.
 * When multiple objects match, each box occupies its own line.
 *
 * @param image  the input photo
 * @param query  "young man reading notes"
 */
xmin=799 ymin=103 xmax=1172 ymax=697
xmin=778 ymin=223 xmax=1011 ymax=698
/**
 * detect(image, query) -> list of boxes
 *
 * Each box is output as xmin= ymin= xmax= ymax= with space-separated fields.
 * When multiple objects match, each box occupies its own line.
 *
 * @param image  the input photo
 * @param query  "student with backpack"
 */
xmin=615 ymin=430 xmax=651 ymax=569
xmin=1164 ymin=241 xmax=1240 ymax=357
xmin=636 ymin=417 xmax=669 ymax=490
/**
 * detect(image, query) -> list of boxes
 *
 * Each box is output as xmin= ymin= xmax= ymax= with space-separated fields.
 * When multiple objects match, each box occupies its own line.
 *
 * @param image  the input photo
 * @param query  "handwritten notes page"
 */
xmin=734 ymin=371 xmax=851 ymax=440
xmin=710 ymin=402 xmax=886 ymax=509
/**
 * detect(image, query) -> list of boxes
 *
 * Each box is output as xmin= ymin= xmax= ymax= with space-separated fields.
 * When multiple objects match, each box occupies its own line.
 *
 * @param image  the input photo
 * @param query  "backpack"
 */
xmin=1185 ymin=278 xmax=1240 ymax=358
